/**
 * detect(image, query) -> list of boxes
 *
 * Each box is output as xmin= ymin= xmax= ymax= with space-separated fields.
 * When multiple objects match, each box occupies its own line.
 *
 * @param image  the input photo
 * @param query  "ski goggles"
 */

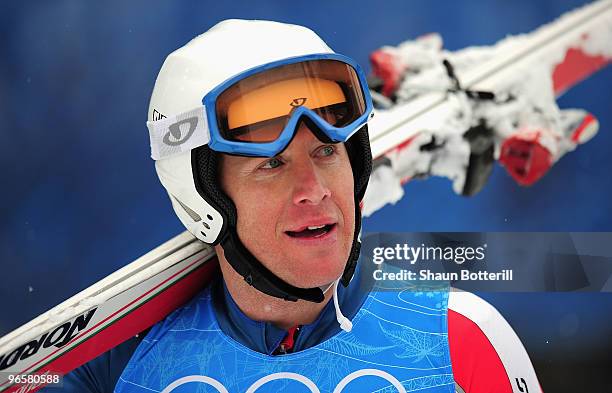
xmin=147 ymin=53 xmax=373 ymax=160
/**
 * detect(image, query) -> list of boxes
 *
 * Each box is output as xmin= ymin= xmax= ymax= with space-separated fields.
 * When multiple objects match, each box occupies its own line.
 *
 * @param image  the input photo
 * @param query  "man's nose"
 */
xmin=291 ymin=160 xmax=332 ymax=205
xmin=289 ymin=119 xmax=333 ymax=205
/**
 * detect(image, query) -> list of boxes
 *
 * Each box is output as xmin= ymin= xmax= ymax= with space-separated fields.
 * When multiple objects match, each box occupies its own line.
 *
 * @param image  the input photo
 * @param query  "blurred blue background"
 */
xmin=1 ymin=0 xmax=610 ymax=391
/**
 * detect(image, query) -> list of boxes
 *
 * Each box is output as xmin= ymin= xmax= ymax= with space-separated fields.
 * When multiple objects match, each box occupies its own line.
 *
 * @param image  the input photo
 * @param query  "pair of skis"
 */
xmin=1 ymin=1 xmax=611 ymax=391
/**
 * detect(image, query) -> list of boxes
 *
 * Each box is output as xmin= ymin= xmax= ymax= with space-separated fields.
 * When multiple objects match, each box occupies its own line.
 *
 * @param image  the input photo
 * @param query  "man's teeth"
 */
xmin=286 ymin=224 xmax=334 ymax=238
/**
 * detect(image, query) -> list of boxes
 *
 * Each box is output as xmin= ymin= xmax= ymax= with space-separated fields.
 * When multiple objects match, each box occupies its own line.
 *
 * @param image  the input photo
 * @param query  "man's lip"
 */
xmin=285 ymin=219 xmax=337 ymax=233
xmin=283 ymin=223 xmax=338 ymax=244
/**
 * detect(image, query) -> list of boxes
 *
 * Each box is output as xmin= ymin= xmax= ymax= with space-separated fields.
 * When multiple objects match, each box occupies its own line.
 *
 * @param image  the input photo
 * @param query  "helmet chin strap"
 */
xmin=220 ymin=199 xmax=363 ymax=305
xmin=216 ymin=161 xmax=363 ymax=332
xmin=223 ymin=232 xmax=353 ymax=332
xmin=221 ymin=228 xmax=326 ymax=303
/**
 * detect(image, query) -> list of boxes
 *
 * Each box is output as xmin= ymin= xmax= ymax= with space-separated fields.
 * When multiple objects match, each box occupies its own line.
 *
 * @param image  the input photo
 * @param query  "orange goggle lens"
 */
xmin=215 ymin=59 xmax=366 ymax=143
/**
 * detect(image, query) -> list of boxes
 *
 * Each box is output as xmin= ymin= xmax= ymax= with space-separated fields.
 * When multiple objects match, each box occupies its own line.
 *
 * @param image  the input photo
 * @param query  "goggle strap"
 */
xmin=147 ymin=106 xmax=210 ymax=160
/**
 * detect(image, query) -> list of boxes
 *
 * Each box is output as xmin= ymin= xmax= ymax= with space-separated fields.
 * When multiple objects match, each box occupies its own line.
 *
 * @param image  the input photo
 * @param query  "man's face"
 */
xmin=219 ymin=123 xmax=355 ymax=288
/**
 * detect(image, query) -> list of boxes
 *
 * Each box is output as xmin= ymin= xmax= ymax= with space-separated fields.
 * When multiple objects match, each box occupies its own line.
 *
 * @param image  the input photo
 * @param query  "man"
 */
xmin=54 ymin=19 xmax=543 ymax=393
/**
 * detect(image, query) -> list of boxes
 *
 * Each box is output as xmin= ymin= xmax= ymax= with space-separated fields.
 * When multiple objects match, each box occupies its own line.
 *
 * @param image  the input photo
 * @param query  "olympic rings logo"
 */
xmin=160 ymin=369 xmax=407 ymax=393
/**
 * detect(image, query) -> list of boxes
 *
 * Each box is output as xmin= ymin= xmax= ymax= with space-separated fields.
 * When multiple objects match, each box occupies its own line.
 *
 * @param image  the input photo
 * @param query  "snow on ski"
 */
xmin=363 ymin=0 xmax=611 ymax=214
xmin=1 ymin=1 xmax=611 ymax=391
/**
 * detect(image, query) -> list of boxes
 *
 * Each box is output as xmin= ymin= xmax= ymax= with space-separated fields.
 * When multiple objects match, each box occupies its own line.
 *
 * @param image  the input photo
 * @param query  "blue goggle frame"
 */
xmin=202 ymin=53 xmax=373 ymax=157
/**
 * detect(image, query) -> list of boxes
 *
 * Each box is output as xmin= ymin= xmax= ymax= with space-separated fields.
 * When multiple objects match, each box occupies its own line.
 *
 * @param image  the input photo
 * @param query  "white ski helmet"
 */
xmin=148 ymin=19 xmax=372 ymax=302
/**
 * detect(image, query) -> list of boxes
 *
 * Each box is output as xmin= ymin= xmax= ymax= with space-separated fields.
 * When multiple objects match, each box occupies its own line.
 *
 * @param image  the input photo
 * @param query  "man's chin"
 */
xmin=282 ymin=261 xmax=347 ymax=289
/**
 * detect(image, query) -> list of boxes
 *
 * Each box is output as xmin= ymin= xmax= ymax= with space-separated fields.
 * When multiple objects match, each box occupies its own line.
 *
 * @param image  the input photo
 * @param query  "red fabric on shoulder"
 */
xmin=448 ymin=309 xmax=513 ymax=393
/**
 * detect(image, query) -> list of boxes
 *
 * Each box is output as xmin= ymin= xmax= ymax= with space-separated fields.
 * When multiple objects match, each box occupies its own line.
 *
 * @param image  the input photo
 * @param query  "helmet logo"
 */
xmin=164 ymin=117 xmax=198 ymax=146
xmin=290 ymin=98 xmax=307 ymax=107
xmin=152 ymin=109 xmax=166 ymax=121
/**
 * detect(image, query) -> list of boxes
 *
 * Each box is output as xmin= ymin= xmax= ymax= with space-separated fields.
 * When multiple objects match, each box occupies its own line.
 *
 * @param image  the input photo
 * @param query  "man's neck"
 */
xmin=218 ymin=258 xmax=334 ymax=330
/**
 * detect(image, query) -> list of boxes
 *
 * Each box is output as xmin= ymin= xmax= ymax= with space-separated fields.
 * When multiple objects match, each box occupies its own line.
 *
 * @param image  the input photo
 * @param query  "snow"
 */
xmin=363 ymin=1 xmax=611 ymax=215
xmin=362 ymin=164 xmax=404 ymax=217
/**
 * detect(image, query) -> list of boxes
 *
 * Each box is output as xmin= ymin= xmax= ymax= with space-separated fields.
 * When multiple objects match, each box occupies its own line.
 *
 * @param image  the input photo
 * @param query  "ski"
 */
xmin=0 ymin=233 xmax=214 ymax=393
xmin=363 ymin=0 xmax=611 ymax=213
xmin=1 ymin=1 xmax=611 ymax=391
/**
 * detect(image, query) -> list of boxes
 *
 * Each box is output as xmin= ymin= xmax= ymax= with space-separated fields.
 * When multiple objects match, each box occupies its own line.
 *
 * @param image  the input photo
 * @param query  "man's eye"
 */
xmin=261 ymin=157 xmax=283 ymax=169
xmin=319 ymin=145 xmax=336 ymax=157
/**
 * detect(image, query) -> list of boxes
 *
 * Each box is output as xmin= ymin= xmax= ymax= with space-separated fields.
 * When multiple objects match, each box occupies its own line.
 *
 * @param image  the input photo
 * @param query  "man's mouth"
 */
xmin=286 ymin=224 xmax=336 ymax=238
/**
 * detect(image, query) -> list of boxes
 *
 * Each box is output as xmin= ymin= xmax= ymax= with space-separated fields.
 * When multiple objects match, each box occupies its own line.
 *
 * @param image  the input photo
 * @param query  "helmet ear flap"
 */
xmin=339 ymin=124 xmax=372 ymax=288
xmin=155 ymin=152 xmax=226 ymax=245
xmin=345 ymin=125 xmax=373 ymax=202
xmin=191 ymin=145 xmax=234 ymax=245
